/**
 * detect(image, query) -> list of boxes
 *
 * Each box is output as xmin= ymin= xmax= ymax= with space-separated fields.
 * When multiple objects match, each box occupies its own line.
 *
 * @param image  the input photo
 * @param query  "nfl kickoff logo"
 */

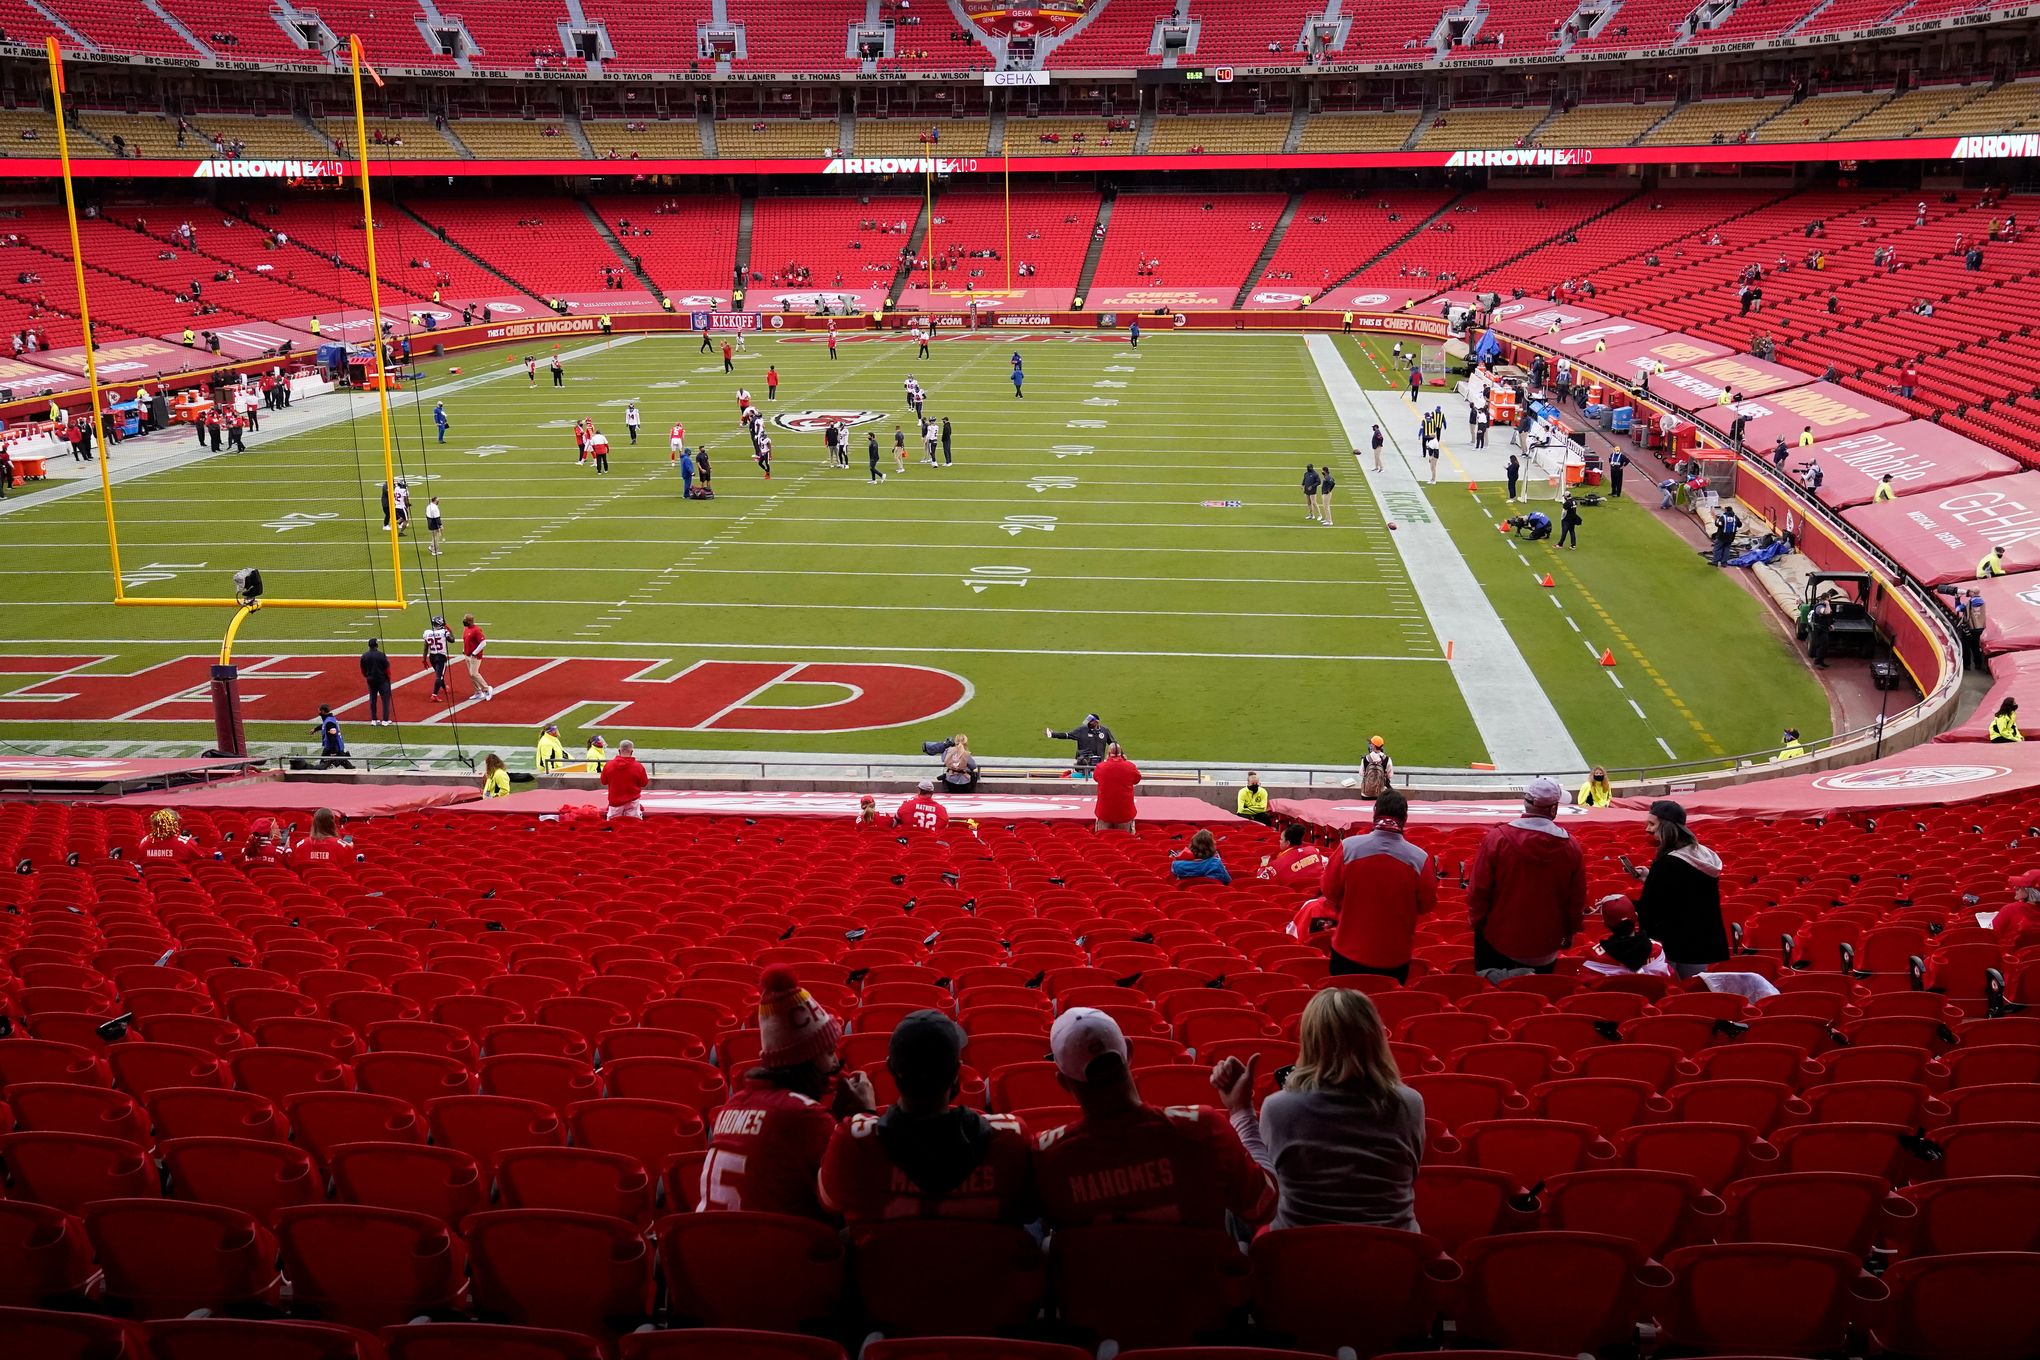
xmin=774 ymin=409 xmax=888 ymax=433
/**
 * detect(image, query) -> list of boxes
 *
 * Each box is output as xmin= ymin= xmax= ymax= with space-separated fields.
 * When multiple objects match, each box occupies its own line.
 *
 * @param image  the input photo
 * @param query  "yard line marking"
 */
xmin=1656 ymin=737 xmax=1678 ymax=759
xmin=1629 ymin=699 xmax=1649 ymax=721
xmin=1566 ymin=617 xmax=1581 ymax=633
xmin=1582 ymin=639 xmax=1601 ymax=660
xmin=1607 ymin=671 xmax=1625 ymax=690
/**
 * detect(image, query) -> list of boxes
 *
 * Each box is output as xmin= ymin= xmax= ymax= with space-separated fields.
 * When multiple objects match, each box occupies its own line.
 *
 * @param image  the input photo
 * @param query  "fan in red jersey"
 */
xmin=287 ymin=807 xmax=364 ymax=872
xmin=136 ymin=808 xmax=210 ymax=867
xmin=699 ymin=968 xmax=876 ymax=1218
xmin=893 ymin=779 xmax=950 ymax=834
xmin=239 ymin=816 xmax=292 ymax=866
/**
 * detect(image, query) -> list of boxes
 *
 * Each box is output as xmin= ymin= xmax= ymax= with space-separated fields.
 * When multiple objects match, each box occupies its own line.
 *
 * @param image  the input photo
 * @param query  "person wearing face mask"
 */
xmin=1046 ymin=713 xmax=1114 ymax=778
xmin=1237 ymin=771 xmax=1271 ymax=824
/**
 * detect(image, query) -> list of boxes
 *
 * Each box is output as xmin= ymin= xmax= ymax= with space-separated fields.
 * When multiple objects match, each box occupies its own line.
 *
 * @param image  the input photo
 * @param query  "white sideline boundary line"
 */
xmin=1305 ymin=334 xmax=1585 ymax=776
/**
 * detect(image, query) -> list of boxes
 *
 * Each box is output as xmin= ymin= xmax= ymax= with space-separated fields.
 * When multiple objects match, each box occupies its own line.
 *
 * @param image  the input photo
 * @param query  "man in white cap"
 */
xmin=1033 ymin=1008 xmax=1275 ymax=1232
xmin=699 ymin=967 xmax=875 ymax=1218
xmin=1466 ymin=776 xmax=1587 ymax=976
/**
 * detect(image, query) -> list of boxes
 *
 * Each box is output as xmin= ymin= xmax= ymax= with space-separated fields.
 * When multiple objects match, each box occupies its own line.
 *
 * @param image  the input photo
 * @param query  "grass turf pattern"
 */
xmin=0 ymin=331 xmax=1823 ymax=771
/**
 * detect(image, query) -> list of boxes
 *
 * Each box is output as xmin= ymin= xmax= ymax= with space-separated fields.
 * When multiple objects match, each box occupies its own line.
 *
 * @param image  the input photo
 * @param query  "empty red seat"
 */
xmin=327 ymin=1141 xmax=487 ymax=1223
xmin=82 ymin=1198 xmax=282 ymax=1318
xmin=659 ymin=1210 xmax=846 ymax=1331
xmin=0 ymin=1130 xmax=157 ymax=1214
xmin=146 ymin=1315 xmax=381 ymax=1360
xmin=275 ymin=1203 xmax=470 ymax=1329
xmin=1871 ymin=1251 xmax=2040 ymax=1360
xmin=1659 ymin=1242 xmax=1888 ymax=1355
xmin=1898 ymin=1176 xmax=2040 ymax=1254
xmin=467 ymin=1208 xmax=655 ymax=1341
xmin=847 ymin=1220 xmax=1047 ymax=1337
xmin=496 ymin=1146 xmax=656 ymax=1227
xmin=1248 ymin=1224 xmax=1458 ymax=1355
xmin=385 ymin=1322 xmax=604 ymax=1360
xmin=0 ymin=1200 xmax=102 ymax=1308
xmin=1453 ymin=1231 xmax=1667 ymax=1355
xmin=160 ymin=1136 xmax=320 ymax=1221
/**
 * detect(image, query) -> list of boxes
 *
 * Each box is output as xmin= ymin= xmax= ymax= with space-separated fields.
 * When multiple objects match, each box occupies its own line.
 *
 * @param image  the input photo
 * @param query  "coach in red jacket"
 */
xmin=1467 ymin=776 xmax=1586 ymax=975
xmin=600 ymin=738 xmax=650 ymax=820
xmin=1319 ymin=789 xmax=1437 ymax=982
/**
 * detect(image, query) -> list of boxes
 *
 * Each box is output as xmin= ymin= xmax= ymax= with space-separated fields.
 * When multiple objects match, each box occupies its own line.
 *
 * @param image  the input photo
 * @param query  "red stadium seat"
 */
xmin=1049 ymin=1225 xmax=1251 ymax=1350
xmin=659 ymin=1210 xmax=844 ymax=1330
xmin=328 ymin=1142 xmax=488 ymax=1223
xmin=275 ymin=1203 xmax=469 ymax=1329
xmin=144 ymin=1317 xmax=381 ymax=1360
xmin=621 ymin=1333 xmax=848 ymax=1360
xmin=1658 ymin=1242 xmax=1887 ymax=1356
xmin=1248 ymin=1224 xmax=1458 ymax=1355
xmin=1412 ymin=1165 xmax=1536 ymax=1252
xmin=286 ymin=1091 xmax=424 ymax=1165
xmin=0 ymin=1307 xmax=144 ymax=1360
xmin=82 ymin=1198 xmax=282 ymax=1319
xmin=1719 ymin=1171 xmax=1906 ymax=1256
xmin=847 ymin=1221 xmax=1047 ymax=1337
xmin=0 ymin=1200 xmax=102 ymax=1308
xmin=1871 ymin=1251 xmax=2040 ymax=1360
xmin=1897 ymin=1176 xmax=2040 ymax=1254
xmin=467 ymin=1209 xmax=656 ymax=1340
xmin=1452 ymin=1231 xmax=1668 ymax=1356
xmin=496 ymin=1146 xmax=656 ymax=1228
xmin=386 ymin=1322 xmax=604 ymax=1360
xmin=1538 ymin=1168 xmax=1724 ymax=1257
xmin=0 ymin=1130 xmax=158 ymax=1214
xmin=160 ymin=1135 xmax=321 ymax=1221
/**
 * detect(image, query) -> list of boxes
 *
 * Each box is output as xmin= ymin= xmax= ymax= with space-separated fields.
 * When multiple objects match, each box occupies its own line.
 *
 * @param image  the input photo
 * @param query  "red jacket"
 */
xmin=1091 ymin=756 xmax=1141 ymax=823
xmin=1466 ymin=817 xmax=1587 ymax=966
xmin=600 ymin=753 xmax=649 ymax=807
xmin=1319 ymin=822 xmax=1437 ymax=969
xmin=894 ymin=794 xmax=950 ymax=832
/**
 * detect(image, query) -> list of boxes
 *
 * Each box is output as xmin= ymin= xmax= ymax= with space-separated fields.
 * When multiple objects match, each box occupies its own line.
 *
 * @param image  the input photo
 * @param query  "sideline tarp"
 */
xmin=1594 ymin=332 xmax=1736 ymax=386
xmin=1800 ymin=420 xmax=2021 ymax=509
xmin=1271 ymin=797 xmax=1648 ymax=831
xmin=1696 ymin=381 xmax=1908 ymax=448
xmin=1243 ymin=285 xmax=1436 ymax=313
xmin=1545 ymin=316 xmax=1666 ymax=358
xmin=1842 ymin=473 xmax=2040 ymax=586
xmin=1493 ymin=304 xmax=1610 ymax=340
xmin=1648 ymin=352 xmax=1819 ymax=409
xmin=1612 ymin=741 xmax=2040 ymax=818
xmin=1934 ymin=650 xmax=2040 ymax=742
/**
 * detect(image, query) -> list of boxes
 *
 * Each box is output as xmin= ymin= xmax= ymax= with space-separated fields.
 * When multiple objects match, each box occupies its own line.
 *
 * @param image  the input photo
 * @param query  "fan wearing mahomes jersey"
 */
xmin=699 ymin=968 xmax=875 ymax=1219
xmin=1032 ymin=1008 xmax=1276 ymax=1232
xmin=137 ymin=808 xmax=209 ymax=867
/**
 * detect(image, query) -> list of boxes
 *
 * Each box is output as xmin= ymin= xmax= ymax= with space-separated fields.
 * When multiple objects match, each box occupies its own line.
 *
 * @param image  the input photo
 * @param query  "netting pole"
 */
xmin=350 ymin=34 xmax=406 ymax=612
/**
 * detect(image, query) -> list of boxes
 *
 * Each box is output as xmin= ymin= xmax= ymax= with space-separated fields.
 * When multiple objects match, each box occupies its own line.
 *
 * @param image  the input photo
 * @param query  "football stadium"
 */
xmin=0 ymin=2 xmax=2037 ymax=1356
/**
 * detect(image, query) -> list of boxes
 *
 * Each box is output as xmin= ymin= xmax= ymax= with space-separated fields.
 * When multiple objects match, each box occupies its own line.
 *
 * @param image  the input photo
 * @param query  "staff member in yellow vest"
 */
xmin=1772 ymin=728 xmax=1807 ymax=762
xmin=1797 ymin=426 xmax=1816 ymax=448
xmin=1873 ymin=475 xmax=1897 ymax=502
xmin=308 ymin=316 xmax=320 ymax=337
xmin=1577 ymin=766 xmax=1613 ymax=807
xmin=482 ymin=753 xmax=512 ymax=798
xmin=1236 ymin=772 xmax=1270 ymax=825
xmin=1988 ymin=698 xmax=2023 ymax=743
xmin=1341 ymin=311 xmax=1354 ymax=334
xmin=1980 ymin=545 xmax=2008 ymax=579
xmin=535 ymin=722 xmax=568 ymax=773
xmin=584 ymin=734 xmax=609 ymax=771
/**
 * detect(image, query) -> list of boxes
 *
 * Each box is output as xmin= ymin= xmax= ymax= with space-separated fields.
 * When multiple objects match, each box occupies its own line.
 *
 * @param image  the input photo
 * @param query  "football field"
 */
xmin=0 ymin=330 xmax=1827 ymax=772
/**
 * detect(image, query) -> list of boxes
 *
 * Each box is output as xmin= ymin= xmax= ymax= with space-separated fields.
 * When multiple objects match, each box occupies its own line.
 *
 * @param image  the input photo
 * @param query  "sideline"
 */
xmin=1306 ymin=334 xmax=1586 ymax=776
xmin=0 ymin=334 xmax=644 ymax=518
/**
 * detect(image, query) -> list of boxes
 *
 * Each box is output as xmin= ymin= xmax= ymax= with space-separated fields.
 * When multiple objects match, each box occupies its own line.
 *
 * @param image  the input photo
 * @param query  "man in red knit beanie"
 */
xmin=698 ymin=967 xmax=874 ymax=1218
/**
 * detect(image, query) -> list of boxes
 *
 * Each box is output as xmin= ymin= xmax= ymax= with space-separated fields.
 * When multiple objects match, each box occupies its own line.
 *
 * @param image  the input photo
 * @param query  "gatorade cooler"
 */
xmin=1490 ymin=387 xmax=1519 ymax=427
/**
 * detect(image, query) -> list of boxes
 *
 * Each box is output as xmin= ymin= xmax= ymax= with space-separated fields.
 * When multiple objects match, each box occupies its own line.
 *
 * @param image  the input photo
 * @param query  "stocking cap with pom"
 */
xmin=757 ymin=967 xmax=841 ymax=1068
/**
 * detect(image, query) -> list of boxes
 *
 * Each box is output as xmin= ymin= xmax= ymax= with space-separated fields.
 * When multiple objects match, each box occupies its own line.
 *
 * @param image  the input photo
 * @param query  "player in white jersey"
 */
xmin=421 ymin=616 xmax=452 ymax=702
xmin=392 ymin=480 xmax=410 ymax=534
xmin=625 ymin=402 xmax=641 ymax=444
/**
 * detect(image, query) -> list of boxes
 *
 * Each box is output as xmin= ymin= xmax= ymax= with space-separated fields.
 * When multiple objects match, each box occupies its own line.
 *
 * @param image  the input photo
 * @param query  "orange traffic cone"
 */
xmin=1599 ymin=649 xmax=1617 ymax=667
xmin=1468 ymin=480 xmax=1479 ymax=492
xmin=1540 ymin=574 xmax=1556 ymax=588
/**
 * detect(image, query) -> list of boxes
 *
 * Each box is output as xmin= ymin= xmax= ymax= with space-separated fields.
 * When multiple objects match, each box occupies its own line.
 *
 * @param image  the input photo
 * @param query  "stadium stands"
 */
xmin=39 ymin=0 xmax=196 ymax=56
xmin=746 ymin=195 xmax=921 ymax=296
xmin=1845 ymin=82 xmax=1991 ymax=140
xmin=1000 ymin=115 xmax=1138 ymax=156
xmin=1088 ymin=191 xmax=1288 ymax=295
xmin=584 ymin=116 xmax=706 ymax=159
xmin=447 ymin=3 xmax=578 ymax=74
xmin=852 ymin=118 xmax=992 ymax=157
xmin=293 ymin=0 xmax=454 ymax=66
xmin=590 ymin=195 xmax=741 ymax=299
xmin=1918 ymin=78 xmax=2040 ymax=135
xmin=1535 ymin=101 xmax=1674 ymax=146
xmin=0 ymin=791 xmax=2034 ymax=1354
xmin=1570 ymin=0 xmax=1704 ymax=49
xmin=1294 ymin=111 xmax=1423 ymax=152
xmin=713 ymin=119 xmax=839 ymax=159
xmin=917 ymin=188 xmax=1100 ymax=297
xmin=1414 ymin=105 xmax=1548 ymax=150
xmin=580 ymin=0 xmax=714 ymax=72
xmin=1698 ymin=0 xmax=1827 ymax=42
xmin=1144 ymin=113 xmax=1291 ymax=155
xmin=153 ymin=0 xmax=312 ymax=63
xmin=1347 ymin=188 xmax=1631 ymax=286
xmin=1045 ymin=0 xmax=1174 ymax=68
xmin=1638 ymin=95 xmax=1786 ymax=145
xmin=727 ymin=0 xmax=863 ymax=71
xmin=322 ymin=117 xmax=461 ymax=160
xmin=1255 ymin=190 xmax=1456 ymax=295
xmin=405 ymin=199 xmax=649 ymax=303
xmin=183 ymin=114 xmax=336 ymax=160
xmin=1751 ymin=90 xmax=1892 ymax=142
xmin=1188 ymin=0 xmax=1322 ymax=64
xmin=0 ymin=107 xmax=82 ymax=157
xmin=449 ymin=118 xmax=581 ymax=159
xmin=1451 ymin=0 xmax=1592 ymax=56
xmin=1336 ymin=0 xmax=1456 ymax=60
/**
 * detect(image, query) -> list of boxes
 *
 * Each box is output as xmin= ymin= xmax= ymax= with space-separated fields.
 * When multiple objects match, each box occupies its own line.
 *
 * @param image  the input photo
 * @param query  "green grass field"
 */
xmin=0 ymin=330 xmax=1828 ymax=771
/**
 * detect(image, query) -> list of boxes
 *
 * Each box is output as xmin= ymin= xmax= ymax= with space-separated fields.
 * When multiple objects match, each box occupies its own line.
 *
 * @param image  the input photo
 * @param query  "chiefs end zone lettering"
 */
xmin=0 ymin=655 xmax=969 ymax=734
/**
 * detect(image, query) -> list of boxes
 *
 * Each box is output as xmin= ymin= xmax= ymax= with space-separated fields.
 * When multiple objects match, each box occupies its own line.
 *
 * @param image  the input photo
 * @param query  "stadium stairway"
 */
xmin=1313 ymin=192 xmax=1465 ymax=299
xmin=1233 ymin=191 xmax=1303 ymax=309
xmin=885 ymin=197 xmax=934 ymax=310
xmin=580 ymin=200 xmax=666 ymax=300
xmin=1073 ymin=187 xmax=1116 ymax=305
xmin=397 ymin=204 xmax=552 ymax=311
xmin=733 ymin=193 xmax=754 ymax=296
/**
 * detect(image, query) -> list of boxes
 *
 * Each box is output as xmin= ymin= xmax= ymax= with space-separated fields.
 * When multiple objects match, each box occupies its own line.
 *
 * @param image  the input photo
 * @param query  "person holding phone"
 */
xmin=1209 ymin=988 xmax=1423 ymax=1231
xmin=1629 ymin=799 xmax=1728 ymax=979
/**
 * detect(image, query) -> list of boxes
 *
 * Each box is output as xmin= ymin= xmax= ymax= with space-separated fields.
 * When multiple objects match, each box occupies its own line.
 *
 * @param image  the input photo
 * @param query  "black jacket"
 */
xmin=1050 ymin=722 xmax=1114 ymax=769
xmin=1636 ymin=844 xmax=1730 ymax=965
xmin=360 ymin=648 xmax=391 ymax=685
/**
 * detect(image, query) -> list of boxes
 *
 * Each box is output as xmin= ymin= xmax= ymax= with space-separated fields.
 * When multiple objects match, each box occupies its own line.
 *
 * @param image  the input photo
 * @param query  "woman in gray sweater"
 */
xmin=1210 ymin=987 xmax=1425 ymax=1231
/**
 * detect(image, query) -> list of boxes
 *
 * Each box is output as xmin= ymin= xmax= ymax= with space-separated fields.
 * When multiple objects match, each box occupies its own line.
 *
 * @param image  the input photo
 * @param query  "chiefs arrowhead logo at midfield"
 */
xmin=773 ymin=409 xmax=888 ymax=434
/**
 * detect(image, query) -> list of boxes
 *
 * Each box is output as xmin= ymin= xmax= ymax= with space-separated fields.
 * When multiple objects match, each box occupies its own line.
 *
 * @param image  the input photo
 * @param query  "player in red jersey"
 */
xmin=820 ymin=1010 xmax=1034 ymax=1226
xmin=669 ymin=420 xmax=686 ymax=465
xmin=1032 ymin=1009 xmax=1276 ymax=1231
xmin=894 ymin=779 xmax=950 ymax=834
xmin=699 ymin=968 xmax=875 ymax=1219
xmin=136 ymin=808 xmax=210 ymax=867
